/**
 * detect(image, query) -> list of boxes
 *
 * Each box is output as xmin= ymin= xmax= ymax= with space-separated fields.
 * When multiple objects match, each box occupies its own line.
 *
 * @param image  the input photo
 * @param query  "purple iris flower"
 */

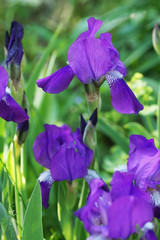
xmin=75 ymin=170 xmax=154 ymax=239
xmin=33 ymin=124 xmax=93 ymax=208
xmin=0 ymin=66 xmax=29 ymax=123
xmin=127 ymin=135 xmax=160 ymax=218
xmin=37 ymin=17 xmax=143 ymax=114
xmin=5 ymin=21 xmax=24 ymax=66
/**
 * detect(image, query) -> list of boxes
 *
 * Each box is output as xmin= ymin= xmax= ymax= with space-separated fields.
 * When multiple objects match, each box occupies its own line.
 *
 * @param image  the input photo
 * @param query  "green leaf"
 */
xmin=22 ymin=181 xmax=43 ymax=240
xmin=124 ymin=122 xmax=152 ymax=139
xmin=58 ymin=182 xmax=72 ymax=240
xmin=26 ymin=24 xmax=62 ymax=105
xmin=98 ymin=116 xmax=129 ymax=153
xmin=0 ymin=203 xmax=17 ymax=240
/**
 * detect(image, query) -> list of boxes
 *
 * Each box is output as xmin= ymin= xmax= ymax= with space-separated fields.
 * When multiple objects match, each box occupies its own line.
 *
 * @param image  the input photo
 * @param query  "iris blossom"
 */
xmin=0 ymin=66 xmax=29 ymax=123
xmin=75 ymin=171 xmax=154 ymax=239
xmin=127 ymin=135 xmax=160 ymax=218
xmin=5 ymin=21 xmax=24 ymax=66
xmin=37 ymin=17 xmax=143 ymax=114
xmin=33 ymin=124 xmax=93 ymax=208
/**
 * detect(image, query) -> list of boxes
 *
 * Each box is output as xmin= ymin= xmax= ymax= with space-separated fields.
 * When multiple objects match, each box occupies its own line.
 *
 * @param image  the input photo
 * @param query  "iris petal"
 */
xmin=0 ymin=93 xmax=29 ymax=123
xmin=50 ymin=146 xmax=92 ymax=182
xmin=77 ymin=17 xmax=103 ymax=40
xmin=68 ymin=38 xmax=112 ymax=84
xmin=37 ymin=65 xmax=74 ymax=94
xmin=38 ymin=170 xmax=54 ymax=209
xmin=0 ymin=66 xmax=9 ymax=100
xmin=106 ymin=77 xmax=143 ymax=114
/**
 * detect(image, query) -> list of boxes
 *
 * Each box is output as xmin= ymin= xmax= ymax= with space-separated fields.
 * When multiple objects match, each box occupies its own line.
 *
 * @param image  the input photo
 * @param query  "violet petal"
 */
xmin=106 ymin=77 xmax=143 ymax=114
xmin=77 ymin=17 xmax=103 ymax=40
xmin=33 ymin=130 xmax=50 ymax=169
xmin=37 ymin=65 xmax=74 ymax=94
xmin=50 ymin=146 xmax=91 ymax=181
xmin=0 ymin=93 xmax=29 ymax=123
xmin=0 ymin=66 xmax=9 ymax=100
xmin=100 ymin=33 xmax=126 ymax=77
xmin=68 ymin=38 xmax=113 ymax=84
xmin=38 ymin=170 xmax=54 ymax=209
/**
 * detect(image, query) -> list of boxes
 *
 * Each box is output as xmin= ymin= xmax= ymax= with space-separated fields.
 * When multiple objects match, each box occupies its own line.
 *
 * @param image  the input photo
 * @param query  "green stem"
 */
xmin=20 ymin=145 xmax=27 ymax=212
xmin=73 ymin=180 xmax=88 ymax=240
xmin=146 ymin=115 xmax=154 ymax=133
xmin=12 ymin=140 xmax=22 ymax=238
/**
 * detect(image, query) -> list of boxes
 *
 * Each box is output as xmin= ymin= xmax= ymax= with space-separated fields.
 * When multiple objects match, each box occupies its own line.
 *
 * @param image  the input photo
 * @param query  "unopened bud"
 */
xmin=81 ymin=109 xmax=97 ymax=151
xmin=152 ymin=22 xmax=160 ymax=55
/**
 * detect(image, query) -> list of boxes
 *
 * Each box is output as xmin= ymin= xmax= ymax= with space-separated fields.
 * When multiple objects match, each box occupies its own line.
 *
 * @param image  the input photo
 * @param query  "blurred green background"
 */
xmin=0 ymin=0 xmax=160 ymax=239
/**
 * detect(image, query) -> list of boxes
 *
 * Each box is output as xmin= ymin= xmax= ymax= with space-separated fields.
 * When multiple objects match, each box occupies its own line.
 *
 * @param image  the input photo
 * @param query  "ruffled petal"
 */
xmin=100 ymin=33 xmax=126 ymax=77
xmin=0 ymin=93 xmax=29 ymax=123
xmin=33 ymin=130 xmax=50 ymax=169
xmin=128 ymin=135 xmax=158 ymax=173
xmin=68 ymin=38 xmax=113 ymax=84
xmin=110 ymin=171 xmax=133 ymax=201
xmin=108 ymin=196 xmax=153 ymax=239
xmin=106 ymin=77 xmax=143 ymax=114
xmin=131 ymin=199 xmax=153 ymax=233
xmin=50 ymin=146 xmax=91 ymax=181
xmin=129 ymin=135 xmax=158 ymax=157
xmin=0 ymin=66 xmax=9 ymax=100
xmin=127 ymin=135 xmax=160 ymax=189
xmin=108 ymin=196 xmax=133 ymax=239
xmin=37 ymin=65 xmax=74 ymax=94
xmin=77 ymin=17 xmax=103 ymax=40
xmin=38 ymin=170 xmax=54 ymax=208
xmin=75 ymin=178 xmax=110 ymax=235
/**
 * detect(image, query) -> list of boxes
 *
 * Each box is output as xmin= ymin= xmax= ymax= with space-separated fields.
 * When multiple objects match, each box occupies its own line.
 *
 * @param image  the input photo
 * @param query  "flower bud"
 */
xmin=152 ymin=22 xmax=160 ymax=55
xmin=81 ymin=109 xmax=97 ymax=152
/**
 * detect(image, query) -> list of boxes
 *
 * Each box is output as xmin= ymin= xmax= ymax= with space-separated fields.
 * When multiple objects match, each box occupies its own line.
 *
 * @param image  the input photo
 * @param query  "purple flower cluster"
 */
xmin=31 ymin=17 xmax=158 ymax=239
xmin=75 ymin=170 xmax=155 ymax=240
xmin=37 ymin=17 xmax=143 ymax=114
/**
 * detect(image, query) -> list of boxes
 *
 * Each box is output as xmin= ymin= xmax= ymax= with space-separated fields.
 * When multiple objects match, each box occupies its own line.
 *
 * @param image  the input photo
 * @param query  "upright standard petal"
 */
xmin=0 ymin=66 xmax=9 ymax=100
xmin=33 ymin=131 xmax=51 ymax=169
xmin=0 ymin=93 xmax=29 ymax=123
xmin=127 ymin=135 xmax=160 ymax=190
xmin=100 ymin=33 xmax=127 ymax=77
xmin=68 ymin=38 xmax=113 ymax=84
xmin=77 ymin=17 xmax=103 ymax=40
xmin=106 ymin=77 xmax=143 ymax=114
xmin=108 ymin=196 xmax=153 ymax=239
xmin=50 ymin=144 xmax=93 ymax=182
xmin=37 ymin=65 xmax=75 ymax=94
xmin=110 ymin=171 xmax=134 ymax=201
xmin=38 ymin=170 xmax=54 ymax=209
